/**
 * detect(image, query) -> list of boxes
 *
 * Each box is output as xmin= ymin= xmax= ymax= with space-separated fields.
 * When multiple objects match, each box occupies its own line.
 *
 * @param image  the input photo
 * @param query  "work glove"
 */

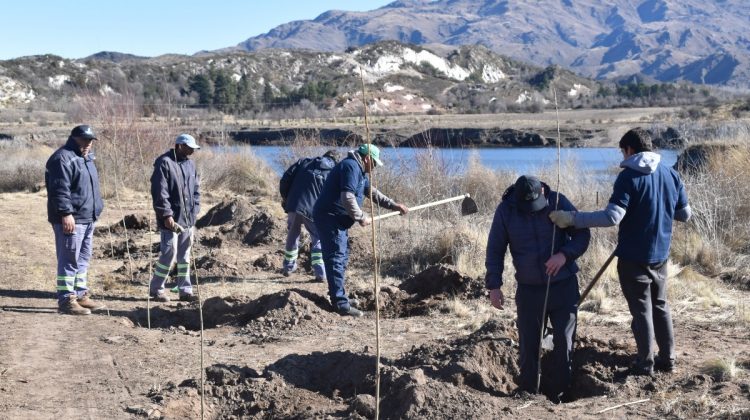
xmin=549 ymin=210 xmax=575 ymax=228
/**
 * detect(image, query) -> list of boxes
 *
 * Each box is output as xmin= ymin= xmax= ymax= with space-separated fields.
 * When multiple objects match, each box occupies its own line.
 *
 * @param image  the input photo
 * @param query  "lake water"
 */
xmin=241 ymin=145 xmax=679 ymax=177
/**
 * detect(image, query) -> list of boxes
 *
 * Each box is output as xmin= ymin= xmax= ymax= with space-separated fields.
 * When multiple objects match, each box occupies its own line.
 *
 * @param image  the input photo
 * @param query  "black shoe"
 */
xmin=178 ymin=294 xmax=199 ymax=303
xmin=338 ymin=306 xmax=363 ymax=317
xmin=625 ymin=359 xmax=654 ymax=377
xmin=654 ymin=356 xmax=675 ymax=372
xmin=314 ymin=276 xmax=326 ymax=283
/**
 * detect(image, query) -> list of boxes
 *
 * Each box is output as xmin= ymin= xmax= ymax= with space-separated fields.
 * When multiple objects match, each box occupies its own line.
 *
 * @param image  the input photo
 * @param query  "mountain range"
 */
xmin=233 ymin=0 xmax=750 ymax=88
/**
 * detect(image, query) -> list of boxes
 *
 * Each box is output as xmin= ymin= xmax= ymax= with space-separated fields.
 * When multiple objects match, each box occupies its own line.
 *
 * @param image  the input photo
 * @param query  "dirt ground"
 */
xmin=0 ymin=191 xmax=748 ymax=419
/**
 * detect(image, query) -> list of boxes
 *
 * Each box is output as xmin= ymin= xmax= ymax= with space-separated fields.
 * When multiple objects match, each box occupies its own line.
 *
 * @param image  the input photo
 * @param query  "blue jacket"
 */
xmin=313 ymin=155 xmax=371 ymax=229
xmin=45 ymin=137 xmax=104 ymax=224
xmin=485 ymin=183 xmax=591 ymax=289
xmin=280 ymin=156 xmax=336 ymax=220
xmin=575 ymin=152 xmax=689 ymax=264
xmin=151 ymin=150 xmax=201 ymax=230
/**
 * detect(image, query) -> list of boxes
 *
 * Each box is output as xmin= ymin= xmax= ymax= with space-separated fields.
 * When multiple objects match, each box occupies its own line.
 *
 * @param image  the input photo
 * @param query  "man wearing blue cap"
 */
xmin=313 ymin=144 xmax=408 ymax=317
xmin=149 ymin=134 xmax=201 ymax=303
xmin=46 ymin=124 xmax=107 ymax=315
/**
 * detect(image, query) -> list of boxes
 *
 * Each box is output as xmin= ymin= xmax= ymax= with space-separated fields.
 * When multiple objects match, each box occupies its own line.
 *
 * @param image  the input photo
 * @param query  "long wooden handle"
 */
xmin=372 ymin=194 xmax=470 ymax=221
xmin=578 ymin=251 xmax=616 ymax=306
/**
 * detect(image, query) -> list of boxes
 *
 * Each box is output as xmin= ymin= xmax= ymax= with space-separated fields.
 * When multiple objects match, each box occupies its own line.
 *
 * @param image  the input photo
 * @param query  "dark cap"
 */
xmin=70 ymin=125 xmax=97 ymax=140
xmin=514 ymin=175 xmax=547 ymax=213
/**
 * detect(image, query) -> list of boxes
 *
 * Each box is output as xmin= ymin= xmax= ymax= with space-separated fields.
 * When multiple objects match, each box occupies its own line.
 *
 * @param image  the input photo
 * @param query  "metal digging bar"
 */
xmin=372 ymin=194 xmax=478 ymax=221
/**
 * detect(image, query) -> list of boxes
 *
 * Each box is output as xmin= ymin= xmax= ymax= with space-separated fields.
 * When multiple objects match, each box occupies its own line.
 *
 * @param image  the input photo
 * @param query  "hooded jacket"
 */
xmin=45 ymin=137 xmax=104 ymax=224
xmin=574 ymin=152 xmax=691 ymax=264
xmin=151 ymin=149 xmax=200 ymax=230
xmin=280 ymin=155 xmax=336 ymax=219
xmin=485 ymin=183 xmax=591 ymax=289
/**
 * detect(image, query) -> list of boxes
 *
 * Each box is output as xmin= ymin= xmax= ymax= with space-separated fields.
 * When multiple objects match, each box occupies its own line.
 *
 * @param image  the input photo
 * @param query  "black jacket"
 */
xmin=45 ymin=137 xmax=104 ymax=224
xmin=485 ymin=182 xmax=591 ymax=289
xmin=151 ymin=150 xmax=200 ymax=230
xmin=280 ymin=156 xmax=336 ymax=219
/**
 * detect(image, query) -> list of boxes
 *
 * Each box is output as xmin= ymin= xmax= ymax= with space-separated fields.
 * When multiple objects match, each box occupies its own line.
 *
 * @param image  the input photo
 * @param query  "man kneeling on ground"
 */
xmin=485 ymin=175 xmax=590 ymax=401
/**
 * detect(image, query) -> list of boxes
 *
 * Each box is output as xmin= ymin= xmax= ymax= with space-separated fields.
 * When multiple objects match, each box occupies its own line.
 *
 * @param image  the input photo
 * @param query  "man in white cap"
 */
xmin=149 ymin=134 xmax=201 ymax=302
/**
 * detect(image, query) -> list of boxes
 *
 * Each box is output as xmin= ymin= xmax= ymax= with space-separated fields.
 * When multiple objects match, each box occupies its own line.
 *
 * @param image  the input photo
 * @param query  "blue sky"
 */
xmin=1 ymin=0 xmax=392 ymax=59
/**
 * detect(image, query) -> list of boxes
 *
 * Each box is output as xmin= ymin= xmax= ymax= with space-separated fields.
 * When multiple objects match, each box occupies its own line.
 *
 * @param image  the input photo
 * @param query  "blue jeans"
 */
xmin=52 ymin=223 xmax=94 ymax=305
xmin=284 ymin=212 xmax=326 ymax=279
xmin=316 ymin=214 xmax=352 ymax=311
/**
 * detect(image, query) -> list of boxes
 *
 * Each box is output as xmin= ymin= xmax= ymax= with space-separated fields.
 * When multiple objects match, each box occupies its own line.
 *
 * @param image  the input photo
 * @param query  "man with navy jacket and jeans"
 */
xmin=46 ymin=125 xmax=106 ymax=315
xmin=550 ymin=128 xmax=692 ymax=375
xmin=485 ymin=175 xmax=590 ymax=400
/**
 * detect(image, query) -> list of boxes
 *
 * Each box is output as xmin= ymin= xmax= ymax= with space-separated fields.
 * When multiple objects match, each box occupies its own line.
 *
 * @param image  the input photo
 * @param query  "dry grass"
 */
xmin=197 ymin=148 xmax=277 ymax=197
xmin=0 ymin=142 xmax=51 ymax=192
xmin=702 ymin=357 xmax=740 ymax=382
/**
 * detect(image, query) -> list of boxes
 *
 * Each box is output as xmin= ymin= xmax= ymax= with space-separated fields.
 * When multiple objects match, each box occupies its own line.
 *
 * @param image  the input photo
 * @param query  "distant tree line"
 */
xmin=187 ymin=70 xmax=337 ymax=114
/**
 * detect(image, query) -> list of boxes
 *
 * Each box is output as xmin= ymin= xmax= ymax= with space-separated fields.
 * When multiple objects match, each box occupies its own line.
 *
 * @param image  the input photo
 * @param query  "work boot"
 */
xmin=654 ymin=356 xmax=675 ymax=373
xmin=77 ymin=292 xmax=106 ymax=311
xmin=59 ymin=295 xmax=91 ymax=316
xmin=314 ymin=275 xmax=326 ymax=283
xmin=150 ymin=292 xmax=171 ymax=303
xmin=338 ymin=306 xmax=363 ymax=318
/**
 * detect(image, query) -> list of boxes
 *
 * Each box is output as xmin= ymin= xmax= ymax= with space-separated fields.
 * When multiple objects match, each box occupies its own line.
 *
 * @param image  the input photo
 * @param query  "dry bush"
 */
xmin=679 ymin=140 xmax=750 ymax=280
xmin=668 ymin=264 xmax=723 ymax=309
xmin=197 ymin=148 xmax=277 ymax=197
xmin=68 ymin=92 xmax=175 ymax=192
xmin=0 ymin=142 xmax=51 ymax=192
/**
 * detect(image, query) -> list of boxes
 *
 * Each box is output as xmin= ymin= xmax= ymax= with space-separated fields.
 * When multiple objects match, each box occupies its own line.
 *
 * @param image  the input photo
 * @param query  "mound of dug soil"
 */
xmin=95 ymin=214 xmax=151 ymax=236
xmin=398 ymin=319 xmax=520 ymax=396
xmin=131 ymin=290 xmax=337 ymax=337
xmin=196 ymin=198 xmax=256 ymax=228
xmin=354 ymin=264 xmax=484 ymax=317
xmin=99 ymin=238 xmax=157 ymax=259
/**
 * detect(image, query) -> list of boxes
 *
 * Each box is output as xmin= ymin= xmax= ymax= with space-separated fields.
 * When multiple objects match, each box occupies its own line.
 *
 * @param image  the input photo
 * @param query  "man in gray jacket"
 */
xmin=149 ymin=134 xmax=201 ymax=303
xmin=486 ymin=175 xmax=590 ymax=400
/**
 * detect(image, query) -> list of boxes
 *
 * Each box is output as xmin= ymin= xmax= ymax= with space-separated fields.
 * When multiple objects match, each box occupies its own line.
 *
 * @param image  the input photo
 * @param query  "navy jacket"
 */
xmin=485 ymin=183 xmax=591 ymax=289
xmin=151 ymin=150 xmax=200 ymax=230
xmin=45 ymin=137 xmax=104 ymax=224
xmin=280 ymin=156 xmax=336 ymax=219
xmin=313 ymin=155 xmax=370 ymax=229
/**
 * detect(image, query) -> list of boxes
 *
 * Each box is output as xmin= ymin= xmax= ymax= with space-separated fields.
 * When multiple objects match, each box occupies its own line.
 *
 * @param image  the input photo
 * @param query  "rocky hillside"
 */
xmin=0 ymin=41 xmax=601 ymax=112
xmin=235 ymin=0 xmax=750 ymax=88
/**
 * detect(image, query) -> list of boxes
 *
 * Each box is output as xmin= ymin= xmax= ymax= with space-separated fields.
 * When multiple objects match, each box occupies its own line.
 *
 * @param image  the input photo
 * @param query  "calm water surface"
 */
xmin=240 ymin=146 xmax=678 ymax=177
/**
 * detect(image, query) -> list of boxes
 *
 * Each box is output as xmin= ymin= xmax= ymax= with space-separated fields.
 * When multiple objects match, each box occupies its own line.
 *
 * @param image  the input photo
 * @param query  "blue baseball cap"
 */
xmin=357 ymin=144 xmax=383 ymax=167
xmin=175 ymin=134 xmax=200 ymax=149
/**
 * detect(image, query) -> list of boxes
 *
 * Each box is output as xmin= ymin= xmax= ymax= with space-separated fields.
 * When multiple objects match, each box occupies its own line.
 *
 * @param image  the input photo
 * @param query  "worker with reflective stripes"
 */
xmin=313 ymin=145 xmax=408 ymax=317
xmin=149 ymin=134 xmax=201 ymax=303
xmin=45 ymin=125 xmax=106 ymax=315
xmin=279 ymin=150 xmax=340 ymax=281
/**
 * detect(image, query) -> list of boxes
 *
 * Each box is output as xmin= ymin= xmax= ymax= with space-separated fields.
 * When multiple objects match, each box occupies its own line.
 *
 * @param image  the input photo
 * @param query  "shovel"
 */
xmin=372 ymin=194 xmax=478 ymax=221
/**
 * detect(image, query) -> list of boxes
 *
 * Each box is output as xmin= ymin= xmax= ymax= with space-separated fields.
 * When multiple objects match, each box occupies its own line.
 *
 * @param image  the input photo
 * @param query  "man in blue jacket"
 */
xmin=149 ymin=134 xmax=201 ymax=303
xmin=485 ymin=175 xmax=590 ymax=399
xmin=550 ymin=128 xmax=691 ymax=376
xmin=313 ymin=145 xmax=408 ymax=317
xmin=45 ymin=125 xmax=106 ymax=315
xmin=279 ymin=150 xmax=340 ymax=281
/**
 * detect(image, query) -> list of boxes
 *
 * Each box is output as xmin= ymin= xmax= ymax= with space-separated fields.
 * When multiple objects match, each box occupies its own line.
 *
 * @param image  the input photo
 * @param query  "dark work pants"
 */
xmin=617 ymin=259 xmax=674 ymax=366
xmin=515 ymin=275 xmax=579 ymax=395
xmin=316 ymin=214 xmax=352 ymax=311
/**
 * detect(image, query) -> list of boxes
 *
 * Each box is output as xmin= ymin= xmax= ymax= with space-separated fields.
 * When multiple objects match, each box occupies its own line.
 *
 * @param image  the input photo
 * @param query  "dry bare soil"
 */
xmin=0 ymin=191 xmax=748 ymax=419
